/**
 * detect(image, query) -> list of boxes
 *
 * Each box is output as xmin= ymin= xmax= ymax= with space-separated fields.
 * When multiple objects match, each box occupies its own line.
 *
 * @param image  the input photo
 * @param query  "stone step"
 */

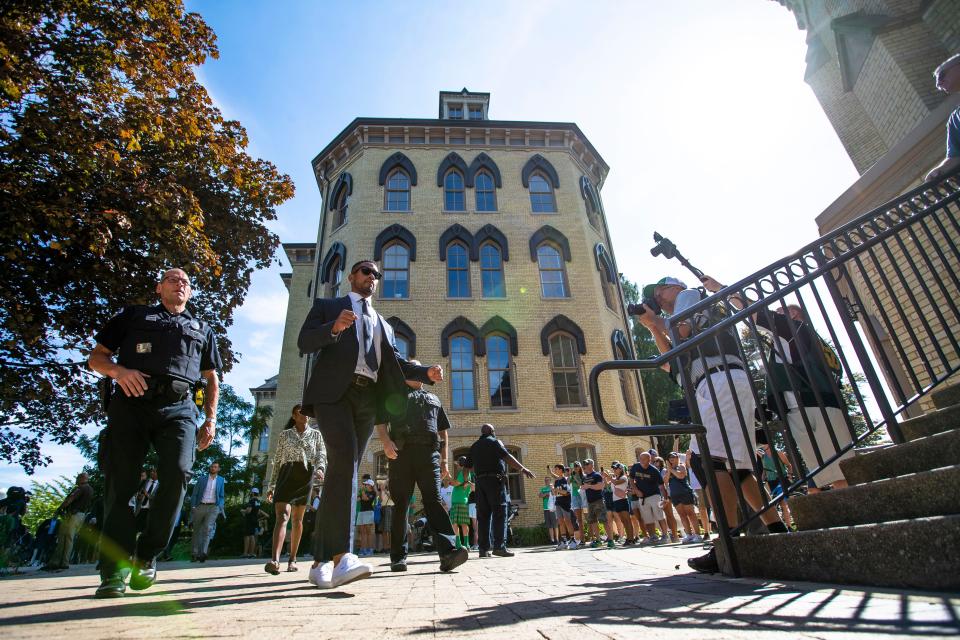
xmin=725 ymin=514 xmax=960 ymax=591
xmin=789 ymin=465 xmax=960 ymax=531
xmin=899 ymin=403 xmax=960 ymax=441
xmin=932 ymin=382 xmax=960 ymax=410
xmin=840 ymin=428 xmax=960 ymax=485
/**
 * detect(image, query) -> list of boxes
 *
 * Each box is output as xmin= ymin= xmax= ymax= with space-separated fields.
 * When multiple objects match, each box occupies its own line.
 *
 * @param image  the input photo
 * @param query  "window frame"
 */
xmin=486 ymin=333 xmax=514 ymax=409
xmin=445 ymin=241 xmax=471 ymax=298
xmin=536 ymin=243 xmax=569 ymax=298
xmin=333 ymin=186 xmax=349 ymax=229
xmin=549 ymin=332 xmax=586 ymax=407
xmin=528 ymin=172 xmax=556 ymax=213
xmin=381 ymin=242 xmax=411 ymax=300
xmin=563 ymin=444 xmax=596 ymax=467
xmin=479 ymin=242 xmax=505 ymax=299
xmin=474 ymin=170 xmax=497 ymax=212
xmin=444 ymin=169 xmax=466 ymax=212
xmin=449 ymin=333 xmax=477 ymax=411
xmin=505 ymin=446 xmax=525 ymax=503
xmin=385 ymin=168 xmax=411 ymax=212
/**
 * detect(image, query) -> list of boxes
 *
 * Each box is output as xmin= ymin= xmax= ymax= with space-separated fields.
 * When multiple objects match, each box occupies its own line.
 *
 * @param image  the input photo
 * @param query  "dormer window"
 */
xmin=469 ymin=106 xmax=483 ymax=120
xmin=449 ymin=105 xmax=463 ymax=120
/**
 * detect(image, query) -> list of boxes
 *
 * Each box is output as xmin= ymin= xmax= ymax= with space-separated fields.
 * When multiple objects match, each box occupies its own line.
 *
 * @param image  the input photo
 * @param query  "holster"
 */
xmin=98 ymin=377 xmax=114 ymax=414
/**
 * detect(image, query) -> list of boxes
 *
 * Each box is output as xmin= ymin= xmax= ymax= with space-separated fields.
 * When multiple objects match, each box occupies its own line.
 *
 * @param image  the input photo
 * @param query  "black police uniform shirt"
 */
xmin=390 ymin=389 xmax=451 ymax=447
xmin=553 ymin=476 xmax=572 ymax=511
xmin=582 ymin=471 xmax=604 ymax=504
xmin=468 ymin=435 xmax=509 ymax=475
xmin=629 ymin=463 xmax=664 ymax=498
xmin=94 ymin=303 xmax=221 ymax=384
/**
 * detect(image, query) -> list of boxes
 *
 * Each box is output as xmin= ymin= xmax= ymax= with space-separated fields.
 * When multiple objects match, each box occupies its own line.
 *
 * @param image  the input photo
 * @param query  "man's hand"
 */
xmin=115 ymin=367 xmax=150 ymax=397
xmin=700 ymin=275 xmax=723 ymax=293
xmin=521 ymin=467 xmax=535 ymax=479
xmin=197 ymin=418 xmax=215 ymax=451
xmin=383 ymin=438 xmax=399 ymax=460
xmin=926 ymin=157 xmax=960 ymax=182
xmin=314 ymin=469 xmax=325 ymax=483
xmin=332 ymin=309 xmax=358 ymax=335
xmin=440 ymin=461 xmax=449 ymax=479
xmin=636 ymin=312 xmax=665 ymax=334
xmin=427 ymin=365 xmax=444 ymax=382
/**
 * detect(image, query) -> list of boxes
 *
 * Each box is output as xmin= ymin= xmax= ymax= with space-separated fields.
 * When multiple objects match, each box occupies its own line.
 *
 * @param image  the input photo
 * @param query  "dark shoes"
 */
xmin=439 ymin=548 xmax=468 ymax=572
xmin=198 ymin=554 xmax=207 ymax=563
xmin=95 ymin=573 xmax=127 ymax=599
xmin=129 ymin=558 xmax=157 ymax=591
xmin=491 ymin=548 xmax=515 ymax=557
xmin=390 ymin=559 xmax=408 ymax=572
xmin=478 ymin=550 xmax=490 ymax=558
xmin=41 ymin=564 xmax=66 ymax=572
xmin=687 ymin=547 xmax=719 ymax=574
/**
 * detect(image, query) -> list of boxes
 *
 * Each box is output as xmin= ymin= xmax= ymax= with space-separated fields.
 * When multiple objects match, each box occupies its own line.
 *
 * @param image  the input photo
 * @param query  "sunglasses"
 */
xmin=354 ymin=266 xmax=382 ymax=280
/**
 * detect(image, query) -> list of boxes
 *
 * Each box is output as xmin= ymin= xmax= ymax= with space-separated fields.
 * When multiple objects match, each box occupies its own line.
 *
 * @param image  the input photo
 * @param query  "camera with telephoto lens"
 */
xmin=627 ymin=296 xmax=662 ymax=317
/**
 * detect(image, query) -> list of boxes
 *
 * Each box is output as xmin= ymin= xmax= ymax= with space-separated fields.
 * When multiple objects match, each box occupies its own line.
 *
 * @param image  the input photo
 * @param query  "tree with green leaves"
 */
xmin=215 ymin=384 xmax=272 ymax=460
xmin=0 ymin=0 xmax=294 ymax=472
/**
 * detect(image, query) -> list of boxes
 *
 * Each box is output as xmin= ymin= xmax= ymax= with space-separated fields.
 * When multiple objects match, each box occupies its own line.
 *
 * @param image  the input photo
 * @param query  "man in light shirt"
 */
xmin=190 ymin=461 xmax=224 ymax=562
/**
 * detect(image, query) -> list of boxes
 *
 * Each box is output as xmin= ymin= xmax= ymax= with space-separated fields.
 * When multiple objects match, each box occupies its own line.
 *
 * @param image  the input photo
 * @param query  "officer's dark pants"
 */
xmin=476 ymin=476 xmax=508 ymax=551
xmin=311 ymin=385 xmax=376 ymax=562
xmin=388 ymin=444 xmax=457 ymax=563
xmin=100 ymin=395 xmax=196 ymax=578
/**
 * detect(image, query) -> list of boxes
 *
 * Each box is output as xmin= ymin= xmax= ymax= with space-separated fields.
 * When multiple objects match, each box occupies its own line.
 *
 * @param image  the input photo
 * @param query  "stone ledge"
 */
xmin=840 ymin=428 xmax=960 ymax=485
xmin=900 ymin=403 xmax=960 ymax=441
xmin=932 ymin=382 xmax=960 ymax=411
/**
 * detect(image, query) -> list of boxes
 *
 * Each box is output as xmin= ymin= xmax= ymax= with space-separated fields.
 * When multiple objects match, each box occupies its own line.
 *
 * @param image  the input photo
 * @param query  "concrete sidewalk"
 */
xmin=1 ymin=544 xmax=957 ymax=639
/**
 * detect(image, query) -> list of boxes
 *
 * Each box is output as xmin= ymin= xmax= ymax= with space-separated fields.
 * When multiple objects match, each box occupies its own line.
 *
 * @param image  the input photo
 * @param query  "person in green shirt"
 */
xmin=538 ymin=480 xmax=557 ymax=544
xmin=449 ymin=457 xmax=474 ymax=549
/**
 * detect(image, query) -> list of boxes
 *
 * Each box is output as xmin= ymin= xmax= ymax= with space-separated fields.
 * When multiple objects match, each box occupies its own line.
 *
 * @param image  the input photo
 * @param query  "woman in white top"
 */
xmin=265 ymin=404 xmax=326 ymax=575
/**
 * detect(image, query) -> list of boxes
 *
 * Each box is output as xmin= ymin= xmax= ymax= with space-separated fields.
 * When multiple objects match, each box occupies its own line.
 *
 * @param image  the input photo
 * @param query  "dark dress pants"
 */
xmin=476 ymin=477 xmax=508 ymax=551
xmin=100 ymin=395 xmax=196 ymax=577
xmin=388 ymin=444 xmax=457 ymax=563
xmin=311 ymin=385 xmax=376 ymax=562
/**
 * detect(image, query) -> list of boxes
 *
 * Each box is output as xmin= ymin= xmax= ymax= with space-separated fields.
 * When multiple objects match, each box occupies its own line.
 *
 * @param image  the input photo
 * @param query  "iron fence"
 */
xmin=589 ymin=170 xmax=960 ymax=576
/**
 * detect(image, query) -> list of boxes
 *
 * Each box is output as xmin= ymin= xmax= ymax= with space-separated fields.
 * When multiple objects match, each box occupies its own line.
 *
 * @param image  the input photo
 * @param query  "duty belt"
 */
xmin=476 ymin=472 xmax=505 ymax=480
xmin=138 ymin=377 xmax=191 ymax=403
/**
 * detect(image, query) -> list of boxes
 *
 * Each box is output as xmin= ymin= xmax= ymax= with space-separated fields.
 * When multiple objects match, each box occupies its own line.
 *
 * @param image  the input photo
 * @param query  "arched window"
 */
xmin=386 ymin=316 xmax=416 ymax=359
xmin=563 ymin=444 xmax=596 ymax=467
xmin=505 ymin=446 xmax=524 ymax=502
xmin=479 ymin=243 xmax=505 ymax=298
xmin=613 ymin=342 xmax=640 ymax=417
xmin=537 ymin=244 xmax=569 ymax=298
xmin=549 ymin=333 xmax=584 ymax=407
xmin=375 ymin=452 xmax=389 ymax=479
xmin=444 ymin=170 xmax=465 ymax=211
xmin=385 ymin=169 xmax=411 ymax=211
xmin=258 ymin=431 xmax=270 ymax=452
xmin=449 ymin=335 xmax=476 ymax=410
xmin=395 ymin=335 xmax=410 ymax=360
xmin=595 ymin=244 xmax=618 ymax=312
xmin=382 ymin=243 xmax=410 ymax=299
xmin=327 ymin=256 xmax=343 ymax=298
xmin=475 ymin=170 xmax=497 ymax=212
xmin=529 ymin=173 xmax=556 ymax=213
xmin=486 ymin=334 xmax=513 ymax=408
xmin=333 ymin=186 xmax=349 ymax=229
xmin=446 ymin=242 xmax=471 ymax=298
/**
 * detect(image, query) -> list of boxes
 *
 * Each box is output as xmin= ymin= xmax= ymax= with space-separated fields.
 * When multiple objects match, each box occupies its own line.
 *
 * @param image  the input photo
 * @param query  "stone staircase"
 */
xmin=722 ymin=384 xmax=960 ymax=591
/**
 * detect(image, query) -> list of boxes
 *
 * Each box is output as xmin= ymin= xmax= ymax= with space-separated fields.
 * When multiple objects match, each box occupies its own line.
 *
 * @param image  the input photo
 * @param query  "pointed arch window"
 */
xmin=446 ymin=241 xmax=471 ymax=298
xmin=444 ymin=170 xmax=466 ymax=211
xmin=549 ymin=332 xmax=585 ymax=407
xmin=475 ymin=170 xmax=497 ymax=212
xmin=382 ymin=243 xmax=410 ymax=299
xmin=529 ymin=173 xmax=556 ymax=213
xmin=327 ymin=256 xmax=343 ymax=298
xmin=333 ymin=186 xmax=349 ymax=229
xmin=479 ymin=243 xmax=505 ymax=298
xmin=537 ymin=244 xmax=569 ymax=298
xmin=505 ymin=446 xmax=524 ymax=502
xmin=449 ymin=334 xmax=476 ymax=410
xmin=612 ymin=337 xmax=640 ymax=417
xmin=486 ymin=334 xmax=514 ymax=408
xmin=385 ymin=169 xmax=411 ymax=211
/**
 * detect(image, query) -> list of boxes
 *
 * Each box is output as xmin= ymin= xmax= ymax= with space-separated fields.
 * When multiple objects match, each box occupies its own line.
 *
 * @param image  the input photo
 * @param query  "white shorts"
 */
xmin=468 ymin=503 xmax=477 ymax=519
xmin=786 ymin=406 xmax=855 ymax=486
xmin=355 ymin=511 xmax=374 ymax=526
xmin=692 ymin=369 xmax=756 ymax=470
xmin=636 ymin=495 xmax=665 ymax=524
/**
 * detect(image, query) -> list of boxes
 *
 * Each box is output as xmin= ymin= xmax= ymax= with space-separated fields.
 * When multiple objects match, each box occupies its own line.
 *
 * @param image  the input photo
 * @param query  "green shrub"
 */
xmin=510 ymin=525 xmax=551 ymax=547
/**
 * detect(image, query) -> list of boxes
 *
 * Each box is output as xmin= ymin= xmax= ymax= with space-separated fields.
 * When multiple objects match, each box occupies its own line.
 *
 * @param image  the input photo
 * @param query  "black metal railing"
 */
xmin=589 ymin=170 xmax=960 ymax=576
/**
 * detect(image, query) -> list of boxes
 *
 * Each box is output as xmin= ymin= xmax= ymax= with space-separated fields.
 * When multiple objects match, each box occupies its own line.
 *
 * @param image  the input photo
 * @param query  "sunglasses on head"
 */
xmin=354 ymin=266 xmax=382 ymax=280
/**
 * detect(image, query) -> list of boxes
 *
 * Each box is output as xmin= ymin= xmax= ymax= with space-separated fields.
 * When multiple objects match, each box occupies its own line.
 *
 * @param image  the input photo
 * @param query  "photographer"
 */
xmin=633 ymin=276 xmax=787 ymax=573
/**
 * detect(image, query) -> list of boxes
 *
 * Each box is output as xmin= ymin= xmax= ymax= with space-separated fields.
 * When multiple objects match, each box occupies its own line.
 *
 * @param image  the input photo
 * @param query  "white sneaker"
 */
xmin=308 ymin=561 xmax=334 ymax=588
xmin=688 ymin=534 xmax=703 ymax=544
xmin=331 ymin=553 xmax=372 ymax=588
xmin=554 ymin=541 xmax=564 ymax=551
xmin=567 ymin=539 xmax=578 ymax=550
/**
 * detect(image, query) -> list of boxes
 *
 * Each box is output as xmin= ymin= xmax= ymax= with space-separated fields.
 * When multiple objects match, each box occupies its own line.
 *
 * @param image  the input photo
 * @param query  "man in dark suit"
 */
xmin=298 ymin=259 xmax=443 ymax=589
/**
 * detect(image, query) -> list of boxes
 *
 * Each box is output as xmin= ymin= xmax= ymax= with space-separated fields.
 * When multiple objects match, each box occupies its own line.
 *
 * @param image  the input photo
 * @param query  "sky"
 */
xmin=0 ymin=0 xmax=861 ymax=491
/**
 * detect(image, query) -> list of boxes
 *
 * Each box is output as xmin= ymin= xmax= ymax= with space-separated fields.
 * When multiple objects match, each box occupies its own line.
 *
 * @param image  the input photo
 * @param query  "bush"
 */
xmin=510 ymin=525 xmax=552 ymax=547
xmin=206 ymin=501 xmax=271 ymax=558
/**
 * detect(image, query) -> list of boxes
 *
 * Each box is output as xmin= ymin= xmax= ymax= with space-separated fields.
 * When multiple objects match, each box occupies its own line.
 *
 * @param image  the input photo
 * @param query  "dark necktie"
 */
xmin=361 ymin=299 xmax=378 ymax=372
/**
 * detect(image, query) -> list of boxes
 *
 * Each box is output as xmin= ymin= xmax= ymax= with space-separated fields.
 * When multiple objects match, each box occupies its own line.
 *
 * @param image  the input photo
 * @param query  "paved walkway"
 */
xmin=1 ymin=544 xmax=958 ymax=639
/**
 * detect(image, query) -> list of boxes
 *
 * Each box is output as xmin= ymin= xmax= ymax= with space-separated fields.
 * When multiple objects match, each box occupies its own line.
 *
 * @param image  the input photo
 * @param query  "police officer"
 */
xmin=88 ymin=268 xmax=221 ymax=598
xmin=467 ymin=424 xmax=534 ymax=558
xmin=377 ymin=362 xmax=466 ymax=573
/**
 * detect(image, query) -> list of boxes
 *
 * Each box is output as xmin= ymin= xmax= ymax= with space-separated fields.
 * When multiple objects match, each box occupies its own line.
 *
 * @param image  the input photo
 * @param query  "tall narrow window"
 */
xmin=258 ymin=431 xmax=270 ymax=452
xmin=395 ymin=336 xmax=410 ymax=361
xmin=446 ymin=242 xmax=471 ymax=298
xmin=480 ymin=243 xmax=505 ymax=298
xmin=385 ymin=169 xmax=411 ymax=211
xmin=550 ymin=333 xmax=584 ymax=406
xmin=486 ymin=334 xmax=514 ymax=408
xmin=529 ymin=173 xmax=556 ymax=213
xmin=444 ymin=170 xmax=465 ymax=211
xmin=537 ymin=244 xmax=569 ymax=298
xmin=614 ymin=343 xmax=639 ymax=416
xmin=327 ymin=256 xmax=343 ymax=298
xmin=382 ymin=243 xmax=410 ymax=299
xmin=450 ymin=335 xmax=476 ymax=410
xmin=505 ymin=446 xmax=524 ymax=501
xmin=375 ymin=452 xmax=389 ymax=478
xmin=475 ymin=170 xmax=497 ymax=212
xmin=334 ymin=188 xmax=348 ymax=228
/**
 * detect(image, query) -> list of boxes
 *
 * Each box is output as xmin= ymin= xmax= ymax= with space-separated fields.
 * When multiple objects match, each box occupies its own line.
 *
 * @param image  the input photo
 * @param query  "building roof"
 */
xmin=249 ymin=374 xmax=279 ymax=394
xmin=310 ymin=117 xmax=608 ymax=176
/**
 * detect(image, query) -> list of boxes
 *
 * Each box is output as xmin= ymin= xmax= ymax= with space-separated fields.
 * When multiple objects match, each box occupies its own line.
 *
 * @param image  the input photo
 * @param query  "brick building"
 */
xmin=777 ymin=0 xmax=960 ymax=413
xmin=258 ymin=89 xmax=653 ymax=526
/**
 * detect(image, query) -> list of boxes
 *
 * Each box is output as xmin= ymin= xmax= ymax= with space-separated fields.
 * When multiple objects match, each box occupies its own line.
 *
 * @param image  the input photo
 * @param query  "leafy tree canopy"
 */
xmin=0 ymin=0 xmax=294 ymax=472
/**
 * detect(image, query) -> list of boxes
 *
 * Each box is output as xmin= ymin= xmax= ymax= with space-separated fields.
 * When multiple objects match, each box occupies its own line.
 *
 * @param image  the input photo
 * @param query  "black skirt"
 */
xmin=274 ymin=462 xmax=311 ymax=505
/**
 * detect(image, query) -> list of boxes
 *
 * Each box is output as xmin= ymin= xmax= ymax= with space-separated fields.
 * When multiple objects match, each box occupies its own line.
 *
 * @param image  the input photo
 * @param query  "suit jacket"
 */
xmin=298 ymin=295 xmax=432 ymax=419
xmin=190 ymin=474 xmax=225 ymax=517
